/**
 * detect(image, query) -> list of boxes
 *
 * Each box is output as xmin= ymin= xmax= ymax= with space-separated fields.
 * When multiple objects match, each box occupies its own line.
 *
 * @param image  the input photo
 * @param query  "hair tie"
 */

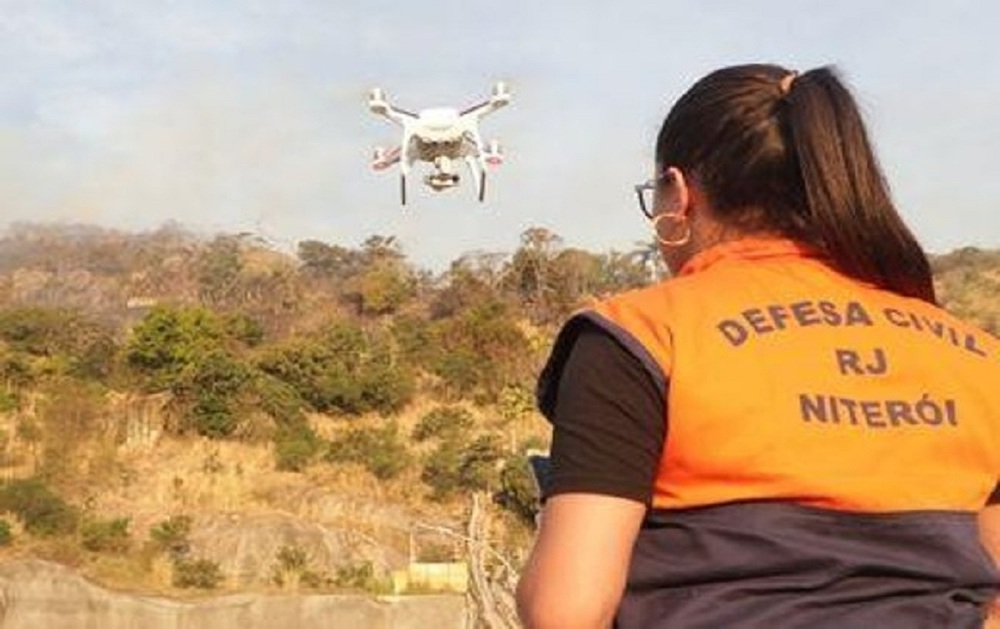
xmin=779 ymin=71 xmax=798 ymax=95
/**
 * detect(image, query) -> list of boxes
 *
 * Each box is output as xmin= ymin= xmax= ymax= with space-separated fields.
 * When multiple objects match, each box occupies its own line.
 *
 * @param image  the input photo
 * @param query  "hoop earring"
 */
xmin=652 ymin=212 xmax=691 ymax=247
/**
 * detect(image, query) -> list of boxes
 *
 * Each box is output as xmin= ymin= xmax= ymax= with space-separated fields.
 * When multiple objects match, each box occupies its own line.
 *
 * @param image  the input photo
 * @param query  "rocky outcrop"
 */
xmin=189 ymin=512 xmax=405 ymax=588
xmin=0 ymin=560 xmax=467 ymax=629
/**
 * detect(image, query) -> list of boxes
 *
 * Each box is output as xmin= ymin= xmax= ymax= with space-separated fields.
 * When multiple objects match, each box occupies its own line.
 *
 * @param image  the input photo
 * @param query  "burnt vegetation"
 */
xmin=0 ymin=221 xmax=994 ymax=577
xmin=0 ymin=221 xmax=663 ymax=550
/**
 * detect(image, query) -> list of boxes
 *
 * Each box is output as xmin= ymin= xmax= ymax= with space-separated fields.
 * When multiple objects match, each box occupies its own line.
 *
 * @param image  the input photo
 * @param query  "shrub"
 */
xmin=0 ymin=307 xmax=117 ymax=380
xmin=326 ymin=422 xmax=410 ymax=480
xmin=495 ymin=455 xmax=539 ymax=526
xmin=0 ymin=478 xmax=78 ymax=536
xmin=276 ymin=545 xmax=308 ymax=572
xmin=431 ymin=350 xmax=481 ymax=398
xmin=334 ymin=561 xmax=382 ymax=592
xmin=80 ymin=517 xmax=130 ymax=553
xmin=457 ymin=434 xmax=504 ymax=492
xmin=0 ymin=390 xmax=18 ymax=413
xmin=390 ymin=316 xmax=436 ymax=367
xmin=223 ymin=313 xmax=265 ymax=347
xmin=421 ymin=434 xmax=503 ymax=500
xmin=254 ymin=375 xmax=306 ymax=429
xmin=0 ymin=352 xmax=32 ymax=391
xmin=427 ymin=302 xmax=533 ymax=403
xmin=271 ymin=545 xmax=326 ymax=589
xmin=412 ymin=406 xmax=475 ymax=442
xmin=421 ymin=440 xmax=463 ymax=500
xmin=350 ymin=262 xmax=415 ymax=316
xmin=257 ymin=323 xmax=415 ymax=416
xmin=274 ymin=425 xmax=322 ymax=472
xmin=173 ymin=557 xmax=224 ymax=589
xmin=357 ymin=358 xmax=415 ymax=416
xmin=150 ymin=515 xmax=192 ymax=557
xmin=0 ymin=519 xmax=12 ymax=546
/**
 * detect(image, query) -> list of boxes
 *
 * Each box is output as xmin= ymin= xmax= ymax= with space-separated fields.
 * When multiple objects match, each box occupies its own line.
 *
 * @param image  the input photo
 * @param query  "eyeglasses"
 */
xmin=634 ymin=172 xmax=672 ymax=219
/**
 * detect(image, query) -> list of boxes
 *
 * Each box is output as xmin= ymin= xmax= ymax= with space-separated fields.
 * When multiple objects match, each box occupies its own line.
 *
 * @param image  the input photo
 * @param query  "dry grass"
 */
xmin=0 ymin=383 xmax=549 ymax=597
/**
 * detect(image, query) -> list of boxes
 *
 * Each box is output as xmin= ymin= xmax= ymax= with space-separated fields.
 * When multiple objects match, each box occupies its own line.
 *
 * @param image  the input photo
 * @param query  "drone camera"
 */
xmin=425 ymin=172 xmax=460 ymax=191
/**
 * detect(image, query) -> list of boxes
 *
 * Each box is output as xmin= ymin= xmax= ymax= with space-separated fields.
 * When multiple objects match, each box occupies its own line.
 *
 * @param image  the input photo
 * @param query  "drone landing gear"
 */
xmin=400 ymin=174 xmax=407 ymax=206
xmin=478 ymin=170 xmax=487 ymax=203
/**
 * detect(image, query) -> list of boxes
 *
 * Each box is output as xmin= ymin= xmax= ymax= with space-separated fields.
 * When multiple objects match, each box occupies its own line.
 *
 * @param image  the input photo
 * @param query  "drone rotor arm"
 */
xmin=375 ymin=106 xmax=417 ymax=126
xmin=460 ymin=82 xmax=511 ymax=119
xmin=458 ymin=99 xmax=508 ymax=120
xmin=369 ymin=89 xmax=418 ymax=125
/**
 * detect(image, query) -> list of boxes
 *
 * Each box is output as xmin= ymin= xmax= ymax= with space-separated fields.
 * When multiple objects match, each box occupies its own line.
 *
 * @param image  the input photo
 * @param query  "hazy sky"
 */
xmin=1 ymin=1 xmax=998 ymax=271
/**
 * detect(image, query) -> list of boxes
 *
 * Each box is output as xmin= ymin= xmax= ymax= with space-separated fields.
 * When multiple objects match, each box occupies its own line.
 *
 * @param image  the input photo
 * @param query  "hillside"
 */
xmin=0 ymin=222 xmax=660 ymax=627
xmin=932 ymin=246 xmax=1000 ymax=335
xmin=0 ymin=222 xmax=995 ymax=627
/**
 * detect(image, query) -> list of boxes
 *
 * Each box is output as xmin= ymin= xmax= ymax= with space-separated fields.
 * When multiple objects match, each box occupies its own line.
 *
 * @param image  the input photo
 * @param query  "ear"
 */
xmin=663 ymin=166 xmax=692 ymax=218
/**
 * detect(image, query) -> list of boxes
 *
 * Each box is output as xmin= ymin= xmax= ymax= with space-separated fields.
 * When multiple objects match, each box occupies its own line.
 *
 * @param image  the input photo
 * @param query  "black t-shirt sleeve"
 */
xmin=543 ymin=321 xmax=667 ymax=505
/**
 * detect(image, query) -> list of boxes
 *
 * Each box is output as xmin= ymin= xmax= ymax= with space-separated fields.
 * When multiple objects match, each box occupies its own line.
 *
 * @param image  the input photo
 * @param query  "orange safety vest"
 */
xmin=582 ymin=238 xmax=1000 ymax=514
xmin=538 ymin=238 xmax=1000 ymax=627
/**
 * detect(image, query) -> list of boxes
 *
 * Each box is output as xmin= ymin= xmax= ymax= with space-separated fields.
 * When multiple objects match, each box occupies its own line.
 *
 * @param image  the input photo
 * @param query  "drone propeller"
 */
xmin=491 ymin=81 xmax=511 ymax=105
xmin=459 ymin=80 xmax=512 ymax=117
xmin=368 ymin=87 xmax=416 ymax=119
xmin=370 ymin=145 xmax=401 ymax=171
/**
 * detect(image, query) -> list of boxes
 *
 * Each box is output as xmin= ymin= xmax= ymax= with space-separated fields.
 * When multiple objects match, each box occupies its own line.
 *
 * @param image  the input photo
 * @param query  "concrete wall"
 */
xmin=0 ymin=560 xmax=468 ymax=629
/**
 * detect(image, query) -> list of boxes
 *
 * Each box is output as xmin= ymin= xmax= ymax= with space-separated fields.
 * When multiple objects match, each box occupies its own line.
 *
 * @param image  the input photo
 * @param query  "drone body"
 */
xmin=368 ymin=82 xmax=510 ymax=205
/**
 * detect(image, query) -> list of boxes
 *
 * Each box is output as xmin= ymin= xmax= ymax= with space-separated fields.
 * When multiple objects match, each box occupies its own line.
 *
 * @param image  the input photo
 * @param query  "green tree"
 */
xmin=349 ymin=262 xmax=415 ymax=316
xmin=125 ymin=306 xmax=225 ymax=388
xmin=127 ymin=306 xmax=266 ymax=438
xmin=0 ymin=308 xmax=117 ymax=380
xmin=258 ymin=322 xmax=414 ymax=416
xmin=197 ymin=236 xmax=243 ymax=306
xmin=297 ymin=240 xmax=365 ymax=282
xmin=179 ymin=350 xmax=253 ymax=438
xmin=502 ymin=227 xmax=563 ymax=321
xmin=428 ymin=301 xmax=532 ymax=402
xmin=430 ymin=253 xmax=507 ymax=319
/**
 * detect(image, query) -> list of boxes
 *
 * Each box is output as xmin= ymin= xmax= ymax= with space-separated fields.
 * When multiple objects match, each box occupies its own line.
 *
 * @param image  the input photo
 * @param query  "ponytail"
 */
xmin=785 ymin=68 xmax=935 ymax=303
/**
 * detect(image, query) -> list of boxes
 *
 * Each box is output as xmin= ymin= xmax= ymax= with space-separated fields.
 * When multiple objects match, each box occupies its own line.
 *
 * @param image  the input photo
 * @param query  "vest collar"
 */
xmin=677 ymin=238 xmax=823 ymax=276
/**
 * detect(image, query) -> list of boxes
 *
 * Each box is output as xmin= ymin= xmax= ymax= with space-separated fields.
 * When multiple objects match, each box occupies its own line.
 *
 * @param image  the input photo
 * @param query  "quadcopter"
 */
xmin=367 ymin=81 xmax=511 ymax=205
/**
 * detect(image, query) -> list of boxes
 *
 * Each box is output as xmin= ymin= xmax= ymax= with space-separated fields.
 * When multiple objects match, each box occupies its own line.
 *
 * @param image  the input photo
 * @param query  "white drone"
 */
xmin=368 ymin=81 xmax=511 ymax=205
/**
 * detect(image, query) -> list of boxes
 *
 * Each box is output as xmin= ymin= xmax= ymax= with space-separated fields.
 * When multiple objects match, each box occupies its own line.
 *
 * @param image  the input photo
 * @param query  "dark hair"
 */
xmin=655 ymin=64 xmax=935 ymax=303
